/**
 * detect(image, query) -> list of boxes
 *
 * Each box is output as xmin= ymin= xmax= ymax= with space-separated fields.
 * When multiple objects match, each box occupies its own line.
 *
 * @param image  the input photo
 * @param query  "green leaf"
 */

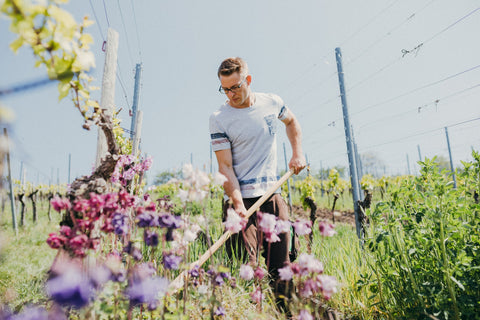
xmin=58 ymin=81 xmax=71 ymax=101
xmin=450 ymin=276 xmax=465 ymax=291
xmin=9 ymin=37 xmax=24 ymax=52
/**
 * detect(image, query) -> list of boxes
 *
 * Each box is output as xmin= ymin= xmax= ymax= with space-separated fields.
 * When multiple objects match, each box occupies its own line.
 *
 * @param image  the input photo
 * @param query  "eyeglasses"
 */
xmin=218 ymin=78 xmax=246 ymax=94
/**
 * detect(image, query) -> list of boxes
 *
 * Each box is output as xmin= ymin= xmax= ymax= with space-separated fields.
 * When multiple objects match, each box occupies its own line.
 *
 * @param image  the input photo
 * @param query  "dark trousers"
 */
xmin=222 ymin=193 xmax=291 ymax=301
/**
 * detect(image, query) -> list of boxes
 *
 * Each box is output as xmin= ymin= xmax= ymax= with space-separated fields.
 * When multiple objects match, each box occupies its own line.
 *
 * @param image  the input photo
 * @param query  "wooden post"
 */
xmin=96 ymin=28 xmax=119 ymax=168
xmin=131 ymin=110 xmax=143 ymax=158
xmin=4 ymin=128 xmax=17 ymax=235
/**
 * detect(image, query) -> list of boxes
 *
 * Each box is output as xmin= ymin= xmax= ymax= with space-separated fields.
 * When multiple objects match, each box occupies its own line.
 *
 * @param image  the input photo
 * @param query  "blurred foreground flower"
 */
xmin=223 ymin=208 xmax=246 ymax=234
xmin=318 ymin=221 xmax=337 ymax=237
xmin=46 ymin=263 xmax=95 ymax=309
xmin=126 ymin=276 xmax=169 ymax=310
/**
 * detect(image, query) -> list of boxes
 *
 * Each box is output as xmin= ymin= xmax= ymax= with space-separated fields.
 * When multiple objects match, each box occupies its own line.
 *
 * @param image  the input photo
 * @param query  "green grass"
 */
xmin=0 ymin=201 xmax=61 ymax=312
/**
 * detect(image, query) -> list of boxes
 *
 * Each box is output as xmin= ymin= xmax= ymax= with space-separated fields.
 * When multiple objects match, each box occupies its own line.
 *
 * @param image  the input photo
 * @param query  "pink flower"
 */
xmin=73 ymin=198 xmax=89 ymax=213
xmin=51 ymin=196 xmax=71 ymax=212
xmin=118 ymin=191 xmax=135 ymax=208
xmin=297 ymin=253 xmax=323 ymax=275
xmin=264 ymin=232 xmax=281 ymax=243
xmin=275 ymin=219 xmax=291 ymax=234
xmin=59 ymin=226 xmax=72 ymax=237
xmin=250 ymin=287 xmax=264 ymax=304
xmin=145 ymin=202 xmax=156 ymax=212
xmin=223 ymin=208 xmax=246 ymax=234
xmin=47 ymin=233 xmax=66 ymax=249
xmin=258 ymin=212 xmax=276 ymax=234
xmin=318 ymin=275 xmax=339 ymax=300
xmin=318 ymin=221 xmax=337 ymax=237
xmin=278 ymin=265 xmax=293 ymax=281
xmin=298 ymin=309 xmax=314 ymax=320
xmin=141 ymin=156 xmax=153 ymax=171
xmin=88 ymin=193 xmax=105 ymax=213
xmin=254 ymin=267 xmax=266 ymax=280
xmin=293 ymin=219 xmax=312 ymax=236
xmin=299 ymin=278 xmax=318 ymax=298
xmin=123 ymin=168 xmax=136 ymax=181
xmin=239 ymin=264 xmax=254 ymax=281
xmin=69 ymin=234 xmax=88 ymax=250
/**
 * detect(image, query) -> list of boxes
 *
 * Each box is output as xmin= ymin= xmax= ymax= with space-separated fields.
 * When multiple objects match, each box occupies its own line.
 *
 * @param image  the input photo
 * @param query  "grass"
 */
xmin=0 ymin=201 xmax=61 ymax=312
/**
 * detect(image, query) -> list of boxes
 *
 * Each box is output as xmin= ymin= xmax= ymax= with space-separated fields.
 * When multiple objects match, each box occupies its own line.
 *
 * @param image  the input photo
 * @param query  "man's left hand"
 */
xmin=289 ymin=155 xmax=306 ymax=175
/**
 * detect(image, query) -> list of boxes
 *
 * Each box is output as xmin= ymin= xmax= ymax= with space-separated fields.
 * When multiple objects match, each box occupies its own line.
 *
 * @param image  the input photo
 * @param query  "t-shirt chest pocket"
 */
xmin=264 ymin=114 xmax=277 ymax=135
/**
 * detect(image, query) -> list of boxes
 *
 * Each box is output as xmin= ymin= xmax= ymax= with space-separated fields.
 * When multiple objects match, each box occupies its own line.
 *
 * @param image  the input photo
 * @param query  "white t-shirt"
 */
xmin=209 ymin=92 xmax=289 ymax=198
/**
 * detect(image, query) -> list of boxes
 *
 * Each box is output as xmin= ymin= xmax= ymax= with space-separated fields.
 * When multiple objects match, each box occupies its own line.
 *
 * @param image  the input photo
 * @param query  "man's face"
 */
xmin=219 ymin=72 xmax=251 ymax=109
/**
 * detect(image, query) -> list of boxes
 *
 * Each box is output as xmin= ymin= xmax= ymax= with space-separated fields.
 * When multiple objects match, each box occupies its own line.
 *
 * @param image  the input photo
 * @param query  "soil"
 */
xmin=291 ymin=204 xmax=356 ymax=226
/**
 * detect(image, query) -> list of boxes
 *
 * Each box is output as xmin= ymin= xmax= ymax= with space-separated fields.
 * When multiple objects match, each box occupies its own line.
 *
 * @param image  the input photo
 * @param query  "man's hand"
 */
xmin=289 ymin=154 xmax=306 ymax=175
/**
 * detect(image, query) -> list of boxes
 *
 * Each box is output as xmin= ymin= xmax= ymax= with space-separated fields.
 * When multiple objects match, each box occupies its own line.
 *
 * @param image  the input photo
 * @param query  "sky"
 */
xmin=1 ymin=0 xmax=479 ymax=185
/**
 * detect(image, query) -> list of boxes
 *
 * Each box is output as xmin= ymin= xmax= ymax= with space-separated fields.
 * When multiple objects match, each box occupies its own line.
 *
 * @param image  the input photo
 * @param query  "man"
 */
xmin=209 ymin=57 xmax=305 ymax=309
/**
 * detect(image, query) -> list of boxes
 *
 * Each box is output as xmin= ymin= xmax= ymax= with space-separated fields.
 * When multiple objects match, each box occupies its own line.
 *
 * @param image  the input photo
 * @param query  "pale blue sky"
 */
xmin=1 ymin=0 xmax=479 ymax=185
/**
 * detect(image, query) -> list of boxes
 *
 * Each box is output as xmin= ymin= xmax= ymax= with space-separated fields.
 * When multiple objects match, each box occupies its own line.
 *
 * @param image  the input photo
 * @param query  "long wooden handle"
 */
xmin=168 ymin=168 xmax=294 ymax=292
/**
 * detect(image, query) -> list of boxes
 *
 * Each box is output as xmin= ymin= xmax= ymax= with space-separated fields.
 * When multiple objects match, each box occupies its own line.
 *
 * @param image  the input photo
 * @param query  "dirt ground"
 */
xmin=291 ymin=204 xmax=356 ymax=226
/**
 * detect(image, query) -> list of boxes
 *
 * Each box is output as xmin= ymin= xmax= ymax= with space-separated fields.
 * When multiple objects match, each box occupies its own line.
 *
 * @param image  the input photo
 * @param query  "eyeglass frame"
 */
xmin=218 ymin=78 xmax=247 ymax=94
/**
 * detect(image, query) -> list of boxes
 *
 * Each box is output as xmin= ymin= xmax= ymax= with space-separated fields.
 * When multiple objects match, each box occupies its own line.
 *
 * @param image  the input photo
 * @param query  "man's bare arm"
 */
xmin=215 ymin=149 xmax=247 ymax=216
xmin=282 ymin=109 xmax=306 ymax=174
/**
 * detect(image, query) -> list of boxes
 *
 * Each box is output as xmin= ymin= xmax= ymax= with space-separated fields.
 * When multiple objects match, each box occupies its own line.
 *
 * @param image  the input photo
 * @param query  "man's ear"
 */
xmin=246 ymin=74 xmax=252 ymax=85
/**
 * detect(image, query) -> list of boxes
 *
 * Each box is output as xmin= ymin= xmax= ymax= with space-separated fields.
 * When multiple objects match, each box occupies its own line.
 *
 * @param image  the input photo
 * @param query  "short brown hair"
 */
xmin=217 ymin=57 xmax=249 ymax=78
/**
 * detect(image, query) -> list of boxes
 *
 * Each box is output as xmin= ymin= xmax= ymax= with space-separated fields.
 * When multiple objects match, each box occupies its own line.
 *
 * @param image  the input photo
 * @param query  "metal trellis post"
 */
xmin=335 ymin=47 xmax=363 ymax=240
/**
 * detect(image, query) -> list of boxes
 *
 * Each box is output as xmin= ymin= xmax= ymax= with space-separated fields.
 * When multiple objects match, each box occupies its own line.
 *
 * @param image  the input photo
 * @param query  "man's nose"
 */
xmin=227 ymin=90 xmax=236 ymax=98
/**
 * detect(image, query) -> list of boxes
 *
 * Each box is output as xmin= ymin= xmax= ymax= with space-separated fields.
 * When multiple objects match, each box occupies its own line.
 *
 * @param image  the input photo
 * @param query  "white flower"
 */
xmin=318 ymin=275 xmax=339 ymax=300
xmin=182 ymin=164 xmax=194 ymax=179
xmin=275 ymin=219 xmax=291 ymax=234
xmin=198 ymin=284 xmax=209 ymax=295
xmin=223 ymin=208 xmax=246 ymax=234
xmin=183 ymin=229 xmax=197 ymax=243
xmin=239 ymin=264 xmax=254 ymax=280
xmin=75 ymin=49 xmax=95 ymax=71
xmin=298 ymin=253 xmax=323 ymax=275
xmin=278 ymin=265 xmax=293 ymax=281
xmin=177 ymin=189 xmax=189 ymax=203
xmin=194 ymin=170 xmax=210 ymax=188
xmin=190 ymin=190 xmax=208 ymax=203
xmin=212 ymin=172 xmax=228 ymax=186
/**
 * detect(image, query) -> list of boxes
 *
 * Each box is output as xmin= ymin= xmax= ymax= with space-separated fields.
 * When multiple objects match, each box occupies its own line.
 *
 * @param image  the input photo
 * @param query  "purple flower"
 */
xmin=189 ymin=265 xmax=200 ymax=278
xmin=136 ymin=212 xmax=154 ymax=228
xmin=112 ymin=212 xmax=129 ymax=236
xmin=123 ymin=242 xmax=143 ymax=261
xmin=9 ymin=306 xmax=49 ymax=320
xmin=214 ymin=274 xmax=225 ymax=286
xmin=159 ymin=213 xmax=182 ymax=229
xmin=144 ymin=230 xmax=159 ymax=247
xmin=163 ymin=254 xmax=182 ymax=270
xmin=46 ymin=268 xmax=94 ymax=309
xmin=214 ymin=306 xmax=226 ymax=316
xmin=125 ymin=276 xmax=169 ymax=309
